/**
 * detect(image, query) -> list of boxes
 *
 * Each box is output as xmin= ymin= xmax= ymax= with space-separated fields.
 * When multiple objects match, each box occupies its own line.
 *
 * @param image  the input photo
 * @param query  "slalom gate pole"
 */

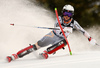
xmin=10 ymin=23 xmax=59 ymax=30
xmin=55 ymin=8 xmax=72 ymax=55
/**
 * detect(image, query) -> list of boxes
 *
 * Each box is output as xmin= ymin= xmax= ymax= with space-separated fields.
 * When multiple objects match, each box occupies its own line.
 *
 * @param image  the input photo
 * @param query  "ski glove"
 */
xmin=88 ymin=37 xmax=96 ymax=45
xmin=63 ymin=27 xmax=73 ymax=33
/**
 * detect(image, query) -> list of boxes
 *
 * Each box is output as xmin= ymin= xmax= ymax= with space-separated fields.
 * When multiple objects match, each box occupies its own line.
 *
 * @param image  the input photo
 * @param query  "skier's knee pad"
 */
xmin=17 ymin=44 xmax=37 ymax=58
xmin=47 ymin=39 xmax=66 ymax=54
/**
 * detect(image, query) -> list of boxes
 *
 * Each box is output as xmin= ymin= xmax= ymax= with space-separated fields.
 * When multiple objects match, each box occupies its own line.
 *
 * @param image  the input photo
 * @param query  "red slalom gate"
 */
xmin=55 ymin=8 xmax=72 ymax=55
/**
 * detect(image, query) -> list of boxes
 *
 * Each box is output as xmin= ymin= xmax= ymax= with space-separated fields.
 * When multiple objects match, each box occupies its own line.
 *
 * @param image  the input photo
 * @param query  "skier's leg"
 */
xmin=40 ymin=39 xmax=67 ymax=59
xmin=6 ymin=31 xmax=54 ymax=62
xmin=17 ymin=44 xmax=38 ymax=58
xmin=7 ymin=44 xmax=39 ymax=62
xmin=6 ymin=31 xmax=61 ymax=62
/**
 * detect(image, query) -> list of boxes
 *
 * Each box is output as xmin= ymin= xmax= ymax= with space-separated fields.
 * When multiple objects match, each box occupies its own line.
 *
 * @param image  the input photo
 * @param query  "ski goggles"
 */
xmin=63 ymin=11 xmax=73 ymax=17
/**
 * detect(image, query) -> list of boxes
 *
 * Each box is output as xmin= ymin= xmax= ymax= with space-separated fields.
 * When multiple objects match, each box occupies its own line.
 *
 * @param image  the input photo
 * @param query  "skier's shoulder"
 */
xmin=56 ymin=16 xmax=63 ymax=23
xmin=72 ymin=19 xmax=79 ymax=25
xmin=56 ymin=16 xmax=62 ymax=19
xmin=58 ymin=16 xmax=62 ymax=21
xmin=72 ymin=19 xmax=84 ymax=30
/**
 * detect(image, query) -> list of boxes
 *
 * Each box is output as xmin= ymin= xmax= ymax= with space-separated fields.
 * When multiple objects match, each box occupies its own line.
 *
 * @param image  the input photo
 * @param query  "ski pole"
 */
xmin=55 ymin=8 xmax=72 ymax=55
xmin=10 ymin=23 xmax=60 ymax=30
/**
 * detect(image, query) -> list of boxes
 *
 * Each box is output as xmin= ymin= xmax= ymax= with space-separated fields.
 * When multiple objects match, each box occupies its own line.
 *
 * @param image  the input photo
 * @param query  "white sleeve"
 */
xmin=74 ymin=20 xmax=90 ymax=39
xmin=54 ymin=16 xmax=62 ymax=27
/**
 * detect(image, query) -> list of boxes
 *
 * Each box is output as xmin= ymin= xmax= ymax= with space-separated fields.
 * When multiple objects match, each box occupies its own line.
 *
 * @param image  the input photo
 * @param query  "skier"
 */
xmin=7 ymin=4 xmax=97 ymax=62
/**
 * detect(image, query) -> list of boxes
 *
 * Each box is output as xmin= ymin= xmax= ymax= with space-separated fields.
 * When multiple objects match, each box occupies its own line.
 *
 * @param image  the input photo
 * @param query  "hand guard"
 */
xmin=63 ymin=27 xmax=73 ymax=33
xmin=88 ymin=37 xmax=96 ymax=45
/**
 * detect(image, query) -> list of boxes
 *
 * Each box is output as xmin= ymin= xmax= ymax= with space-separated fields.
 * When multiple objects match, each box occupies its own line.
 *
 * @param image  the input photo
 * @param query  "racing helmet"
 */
xmin=62 ymin=5 xmax=74 ymax=17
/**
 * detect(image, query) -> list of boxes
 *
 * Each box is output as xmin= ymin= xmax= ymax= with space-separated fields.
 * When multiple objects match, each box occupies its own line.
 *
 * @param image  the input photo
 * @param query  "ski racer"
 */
xmin=7 ymin=4 xmax=97 ymax=62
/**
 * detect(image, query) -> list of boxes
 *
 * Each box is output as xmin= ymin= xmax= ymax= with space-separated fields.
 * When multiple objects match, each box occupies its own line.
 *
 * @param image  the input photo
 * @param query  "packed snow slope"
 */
xmin=0 ymin=0 xmax=100 ymax=68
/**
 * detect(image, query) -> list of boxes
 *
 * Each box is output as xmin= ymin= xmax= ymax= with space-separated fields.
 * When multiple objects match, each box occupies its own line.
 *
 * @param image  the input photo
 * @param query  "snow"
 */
xmin=0 ymin=0 xmax=100 ymax=68
xmin=1 ymin=51 xmax=100 ymax=68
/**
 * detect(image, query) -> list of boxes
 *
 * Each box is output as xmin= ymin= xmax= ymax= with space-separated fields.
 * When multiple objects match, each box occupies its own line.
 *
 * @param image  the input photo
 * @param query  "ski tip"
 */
xmin=6 ymin=56 xmax=12 ymax=63
xmin=55 ymin=8 xmax=57 ymax=10
xmin=10 ymin=23 xmax=14 ymax=26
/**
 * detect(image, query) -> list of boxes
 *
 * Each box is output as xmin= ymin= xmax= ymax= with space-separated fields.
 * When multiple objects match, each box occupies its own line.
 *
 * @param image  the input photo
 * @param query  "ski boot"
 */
xmin=6 ymin=44 xmax=37 ymax=62
xmin=6 ymin=54 xmax=18 ymax=62
xmin=39 ymin=50 xmax=48 ymax=59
